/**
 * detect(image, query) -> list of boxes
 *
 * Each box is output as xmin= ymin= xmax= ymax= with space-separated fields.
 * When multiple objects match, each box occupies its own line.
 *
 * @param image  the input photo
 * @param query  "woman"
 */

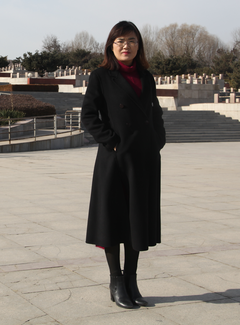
xmin=82 ymin=21 xmax=166 ymax=309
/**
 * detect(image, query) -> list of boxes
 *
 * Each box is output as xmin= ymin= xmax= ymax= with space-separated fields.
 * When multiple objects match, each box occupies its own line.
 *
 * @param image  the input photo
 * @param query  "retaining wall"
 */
xmin=0 ymin=131 xmax=84 ymax=153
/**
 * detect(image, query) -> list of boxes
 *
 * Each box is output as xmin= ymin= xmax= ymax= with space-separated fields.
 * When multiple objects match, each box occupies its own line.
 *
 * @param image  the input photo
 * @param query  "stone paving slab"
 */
xmin=0 ymin=143 xmax=240 ymax=324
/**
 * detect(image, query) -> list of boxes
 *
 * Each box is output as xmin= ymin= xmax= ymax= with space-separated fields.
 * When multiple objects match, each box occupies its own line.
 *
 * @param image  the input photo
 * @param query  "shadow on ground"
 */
xmin=146 ymin=289 xmax=240 ymax=306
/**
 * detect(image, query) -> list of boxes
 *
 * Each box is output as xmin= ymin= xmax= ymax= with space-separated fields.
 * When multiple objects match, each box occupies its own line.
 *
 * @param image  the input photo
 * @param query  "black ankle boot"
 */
xmin=110 ymin=275 xmax=134 ymax=309
xmin=124 ymin=274 xmax=148 ymax=306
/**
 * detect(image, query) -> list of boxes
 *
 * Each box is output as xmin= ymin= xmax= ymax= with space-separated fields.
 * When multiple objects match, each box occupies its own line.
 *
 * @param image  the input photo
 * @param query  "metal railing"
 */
xmin=0 ymin=111 xmax=82 ymax=144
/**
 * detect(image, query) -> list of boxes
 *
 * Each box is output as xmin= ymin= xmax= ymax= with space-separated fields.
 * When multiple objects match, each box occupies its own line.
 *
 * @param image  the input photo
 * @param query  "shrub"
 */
xmin=0 ymin=94 xmax=56 ymax=117
xmin=0 ymin=109 xmax=25 ymax=126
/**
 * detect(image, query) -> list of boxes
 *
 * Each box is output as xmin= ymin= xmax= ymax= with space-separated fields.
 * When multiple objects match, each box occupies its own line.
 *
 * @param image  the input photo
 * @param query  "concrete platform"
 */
xmin=0 ymin=142 xmax=240 ymax=324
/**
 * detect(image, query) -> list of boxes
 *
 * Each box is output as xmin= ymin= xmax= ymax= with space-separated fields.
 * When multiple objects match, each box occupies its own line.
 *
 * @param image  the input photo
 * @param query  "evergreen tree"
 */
xmin=0 ymin=56 xmax=8 ymax=68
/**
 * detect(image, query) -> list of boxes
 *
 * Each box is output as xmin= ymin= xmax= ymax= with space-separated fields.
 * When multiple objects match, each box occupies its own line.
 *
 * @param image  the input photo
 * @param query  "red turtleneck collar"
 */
xmin=118 ymin=60 xmax=142 ymax=97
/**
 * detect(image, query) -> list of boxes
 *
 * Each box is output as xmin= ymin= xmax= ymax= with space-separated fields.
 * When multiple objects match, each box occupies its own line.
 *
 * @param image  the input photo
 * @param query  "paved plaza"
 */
xmin=0 ymin=142 xmax=240 ymax=325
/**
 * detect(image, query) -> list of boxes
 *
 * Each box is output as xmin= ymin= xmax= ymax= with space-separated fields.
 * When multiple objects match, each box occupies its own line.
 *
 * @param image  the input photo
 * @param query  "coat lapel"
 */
xmin=108 ymin=69 xmax=150 ymax=117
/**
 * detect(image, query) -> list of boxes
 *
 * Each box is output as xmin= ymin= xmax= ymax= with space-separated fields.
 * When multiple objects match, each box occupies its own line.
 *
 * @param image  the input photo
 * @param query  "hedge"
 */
xmin=0 ymin=94 xmax=56 ymax=117
xmin=0 ymin=84 xmax=58 ymax=92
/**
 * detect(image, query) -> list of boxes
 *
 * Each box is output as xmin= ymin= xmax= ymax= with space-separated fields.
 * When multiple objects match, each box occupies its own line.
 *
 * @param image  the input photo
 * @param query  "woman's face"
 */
xmin=112 ymin=31 xmax=139 ymax=66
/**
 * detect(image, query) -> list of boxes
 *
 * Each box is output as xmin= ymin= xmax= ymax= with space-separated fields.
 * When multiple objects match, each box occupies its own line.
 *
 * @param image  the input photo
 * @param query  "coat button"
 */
xmin=119 ymin=103 xmax=125 ymax=109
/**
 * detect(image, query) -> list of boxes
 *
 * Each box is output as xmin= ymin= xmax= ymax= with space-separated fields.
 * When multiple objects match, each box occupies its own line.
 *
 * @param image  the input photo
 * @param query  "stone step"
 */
xmin=84 ymin=111 xmax=240 ymax=144
xmin=163 ymin=110 xmax=240 ymax=142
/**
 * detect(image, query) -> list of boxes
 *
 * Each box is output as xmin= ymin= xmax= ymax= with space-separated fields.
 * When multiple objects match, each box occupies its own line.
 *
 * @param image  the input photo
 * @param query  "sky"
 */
xmin=1 ymin=0 xmax=240 ymax=59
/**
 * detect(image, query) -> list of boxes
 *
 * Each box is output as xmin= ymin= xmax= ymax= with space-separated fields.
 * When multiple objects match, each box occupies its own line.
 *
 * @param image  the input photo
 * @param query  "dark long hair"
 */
xmin=100 ymin=21 xmax=149 ymax=70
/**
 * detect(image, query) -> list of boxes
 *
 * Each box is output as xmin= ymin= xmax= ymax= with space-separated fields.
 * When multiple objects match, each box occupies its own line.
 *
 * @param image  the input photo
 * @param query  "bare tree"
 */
xmin=71 ymin=31 xmax=103 ymax=53
xmin=42 ymin=35 xmax=62 ymax=53
xmin=141 ymin=24 xmax=160 ymax=60
xmin=232 ymin=28 xmax=240 ymax=54
xmin=156 ymin=23 xmax=221 ymax=66
xmin=156 ymin=23 xmax=179 ymax=57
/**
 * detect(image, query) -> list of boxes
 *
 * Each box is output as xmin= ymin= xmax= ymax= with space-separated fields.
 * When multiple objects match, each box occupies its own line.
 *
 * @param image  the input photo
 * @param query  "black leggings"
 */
xmin=105 ymin=243 xmax=139 ymax=276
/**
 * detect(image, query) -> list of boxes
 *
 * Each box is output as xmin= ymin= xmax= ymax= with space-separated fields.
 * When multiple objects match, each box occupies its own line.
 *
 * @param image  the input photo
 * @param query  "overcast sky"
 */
xmin=1 ymin=0 xmax=240 ymax=59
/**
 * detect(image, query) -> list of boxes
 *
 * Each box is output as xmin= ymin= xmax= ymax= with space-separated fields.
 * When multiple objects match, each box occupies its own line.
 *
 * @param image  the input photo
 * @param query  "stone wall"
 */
xmin=157 ymin=83 xmax=220 ymax=110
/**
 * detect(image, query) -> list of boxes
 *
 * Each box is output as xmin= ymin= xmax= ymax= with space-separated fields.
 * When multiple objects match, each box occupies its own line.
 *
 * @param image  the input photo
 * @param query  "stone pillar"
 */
xmin=17 ymin=73 xmax=20 ymax=78
xmin=176 ymin=75 xmax=181 ymax=84
xmin=214 ymin=93 xmax=219 ymax=103
xmin=219 ymin=74 xmax=223 ymax=80
xmin=64 ymin=71 xmax=67 ymax=76
xmin=230 ymin=92 xmax=236 ymax=103
xmin=188 ymin=75 xmax=193 ymax=84
xmin=167 ymin=76 xmax=170 ymax=84
xmin=230 ymin=88 xmax=234 ymax=92
xmin=213 ymin=77 xmax=218 ymax=85
xmin=35 ymin=72 xmax=38 ymax=77
xmin=83 ymin=80 xmax=86 ymax=87
xmin=25 ymin=72 xmax=28 ymax=78
xmin=193 ymin=73 xmax=197 ymax=79
xmin=223 ymin=87 xmax=227 ymax=92
xmin=158 ymin=77 xmax=162 ymax=85
xmin=236 ymin=98 xmax=240 ymax=103
xmin=226 ymin=98 xmax=230 ymax=103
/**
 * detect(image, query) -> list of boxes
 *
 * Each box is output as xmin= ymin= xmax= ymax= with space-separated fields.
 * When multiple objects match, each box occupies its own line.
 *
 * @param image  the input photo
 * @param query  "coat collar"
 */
xmin=108 ymin=69 xmax=150 ymax=117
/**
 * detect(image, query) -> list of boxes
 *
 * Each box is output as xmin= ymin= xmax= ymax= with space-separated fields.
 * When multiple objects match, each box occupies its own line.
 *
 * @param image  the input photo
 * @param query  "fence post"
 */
xmin=64 ymin=113 xmax=67 ymax=128
xmin=230 ymin=92 xmax=236 ymax=103
xmin=78 ymin=112 xmax=81 ymax=131
xmin=34 ymin=117 xmax=37 ymax=141
xmin=54 ymin=115 xmax=57 ymax=138
xmin=8 ymin=118 xmax=11 ymax=144
xmin=70 ymin=114 xmax=72 ymax=135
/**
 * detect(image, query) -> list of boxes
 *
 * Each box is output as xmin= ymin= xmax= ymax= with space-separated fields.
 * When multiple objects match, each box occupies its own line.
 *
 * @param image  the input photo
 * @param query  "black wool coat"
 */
xmin=81 ymin=66 xmax=166 ymax=251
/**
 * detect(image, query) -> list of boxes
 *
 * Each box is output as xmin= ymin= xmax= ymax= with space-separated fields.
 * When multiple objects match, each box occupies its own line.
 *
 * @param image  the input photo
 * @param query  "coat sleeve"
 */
xmin=81 ymin=70 xmax=120 ymax=150
xmin=150 ymin=75 xmax=166 ymax=150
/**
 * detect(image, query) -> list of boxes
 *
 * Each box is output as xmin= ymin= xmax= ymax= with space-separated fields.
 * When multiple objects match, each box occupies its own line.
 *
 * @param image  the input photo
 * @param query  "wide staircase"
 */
xmin=163 ymin=110 xmax=240 ymax=143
